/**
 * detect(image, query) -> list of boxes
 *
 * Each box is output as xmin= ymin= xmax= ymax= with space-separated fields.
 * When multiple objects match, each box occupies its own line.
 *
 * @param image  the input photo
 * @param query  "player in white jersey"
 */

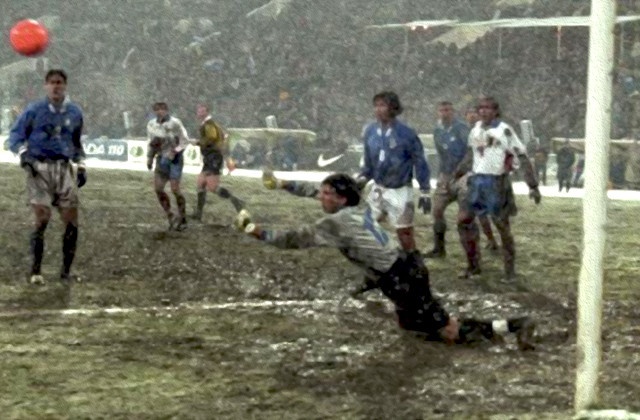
xmin=454 ymin=97 xmax=541 ymax=282
xmin=146 ymin=102 xmax=191 ymax=231
xmin=243 ymin=173 xmax=536 ymax=349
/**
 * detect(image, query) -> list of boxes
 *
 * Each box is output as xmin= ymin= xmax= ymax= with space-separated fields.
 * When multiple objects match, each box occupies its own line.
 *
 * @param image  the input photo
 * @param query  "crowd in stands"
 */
xmin=2 ymin=0 xmax=640 ymax=173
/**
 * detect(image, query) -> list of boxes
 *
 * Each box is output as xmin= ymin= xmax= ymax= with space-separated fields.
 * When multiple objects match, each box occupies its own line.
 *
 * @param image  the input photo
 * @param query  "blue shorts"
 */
xmin=155 ymin=153 xmax=184 ymax=180
xmin=466 ymin=174 xmax=501 ymax=217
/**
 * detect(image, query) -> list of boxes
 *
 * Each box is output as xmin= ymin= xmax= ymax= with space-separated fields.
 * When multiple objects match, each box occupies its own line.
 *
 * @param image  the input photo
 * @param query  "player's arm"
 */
xmin=71 ymin=115 xmax=86 ymax=168
xmin=146 ymin=122 xmax=159 ymax=169
xmin=71 ymin=115 xmax=87 ymax=187
xmin=506 ymin=128 xmax=541 ymax=203
xmin=411 ymin=133 xmax=431 ymax=192
xmin=245 ymin=218 xmax=340 ymax=249
xmin=8 ymin=108 xmax=33 ymax=156
xmin=356 ymin=128 xmax=373 ymax=189
xmin=173 ymin=118 xmax=190 ymax=153
xmin=9 ymin=108 xmax=38 ymax=176
xmin=217 ymin=125 xmax=237 ymax=170
xmin=262 ymin=170 xmax=320 ymax=198
xmin=453 ymin=146 xmax=473 ymax=180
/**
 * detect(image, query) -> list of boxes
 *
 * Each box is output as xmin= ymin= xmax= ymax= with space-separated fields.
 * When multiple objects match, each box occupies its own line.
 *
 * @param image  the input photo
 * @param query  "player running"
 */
xmin=146 ymin=102 xmax=190 ymax=231
xmin=190 ymin=104 xmax=246 ymax=221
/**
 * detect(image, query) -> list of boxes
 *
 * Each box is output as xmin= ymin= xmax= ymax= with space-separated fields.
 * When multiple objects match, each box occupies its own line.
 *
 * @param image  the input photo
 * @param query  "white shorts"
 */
xmin=366 ymin=184 xmax=415 ymax=229
xmin=26 ymin=161 xmax=79 ymax=208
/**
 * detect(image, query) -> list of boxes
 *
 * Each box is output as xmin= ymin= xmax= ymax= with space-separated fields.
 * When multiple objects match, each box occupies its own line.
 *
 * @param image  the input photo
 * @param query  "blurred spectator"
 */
xmin=609 ymin=146 xmax=628 ymax=189
xmin=531 ymin=138 xmax=549 ymax=186
xmin=625 ymin=137 xmax=640 ymax=190
xmin=556 ymin=139 xmax=575 ymax=192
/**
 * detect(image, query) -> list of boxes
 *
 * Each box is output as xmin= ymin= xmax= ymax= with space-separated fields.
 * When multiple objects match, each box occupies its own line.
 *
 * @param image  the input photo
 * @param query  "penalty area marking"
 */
xmin=0 ymin=298 xmax=368 ymax=320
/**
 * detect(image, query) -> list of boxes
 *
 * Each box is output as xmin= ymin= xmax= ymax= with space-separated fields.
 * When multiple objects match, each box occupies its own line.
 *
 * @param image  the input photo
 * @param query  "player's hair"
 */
xmin=45 ymin=69 xmax=67 ymax=83
xmin=321 ymin=173 xmax=361 ymax=207
xmin=479 ymin=96 xmax=501 ymax=117
xmin=373 ymin=91 xmax=403 ymax=117
xmin=152 ymin=102 xmax=169 ymax=111
xmin=438 ymin=101 xmax=453 ymax=107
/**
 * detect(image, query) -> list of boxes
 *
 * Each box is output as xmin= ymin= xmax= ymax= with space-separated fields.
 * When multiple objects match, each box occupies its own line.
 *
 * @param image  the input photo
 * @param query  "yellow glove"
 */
xmin=262 ymin=169 xmax=281 ymax=190
xmin=234 ymin=209 xmax=252 ymax=230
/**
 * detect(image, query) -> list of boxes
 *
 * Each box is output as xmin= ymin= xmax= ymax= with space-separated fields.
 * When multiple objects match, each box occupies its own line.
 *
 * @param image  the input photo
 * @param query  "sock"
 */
xmin=196 ymin=191 xmax=206 ymax=215
xmin=62 ymin=223 xmax=78 ymax=276
xmin=175 ymin=193 xmax=186 ymax=219
xmin=30 ymin=222 xmax=48 ymax=275
xmin=216 ymin=187 xmax=244 ymax=212
xmin=458 ymin=319 xmax=496 ymax=343
xmin=492 ymin=319 xmax=509 ymax=334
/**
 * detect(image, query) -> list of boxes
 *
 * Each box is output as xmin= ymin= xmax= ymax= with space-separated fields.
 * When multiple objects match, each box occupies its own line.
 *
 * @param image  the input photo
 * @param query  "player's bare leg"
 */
xmin=170 ymin=179 xmax=187 ymax=231
xmin=478 ymin=215 xmax=499 ymax=251
xmin=492 ymin=215 xmax=517 ymax=282
xmin=396 ymin=227 xmax=416 ymax=252
xmin=29 ymin=204 xmax=51 ymax=285
xmin=457 ymin=209 xmax=481 ymax=278
xmin=426 ymin=193 xmax=449 ymax=258
xmin=59 ymin=206 xmax=79 ymax=282
xmin=154 ymin=176 xmax=173 ymax=229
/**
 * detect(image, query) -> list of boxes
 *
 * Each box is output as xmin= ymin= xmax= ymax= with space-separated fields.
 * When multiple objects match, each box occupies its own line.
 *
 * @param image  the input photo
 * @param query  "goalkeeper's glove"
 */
xmin=76 ymin=167 xmax=87 ymax=188
xmin=19 ymin=152 xmax=38 ymax=177
xmin=417 ymin=190 xmax=432 ymax=214
xmin=529 ymin=186 xmax=541 ymax=205
xmin=262 ymin=169 xmax=282 ymax=190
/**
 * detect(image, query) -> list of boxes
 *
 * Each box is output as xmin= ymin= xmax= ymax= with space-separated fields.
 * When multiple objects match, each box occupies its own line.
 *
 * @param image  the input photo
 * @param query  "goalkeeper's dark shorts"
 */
xmin=376 ymin=251 xmax=450 ymax=338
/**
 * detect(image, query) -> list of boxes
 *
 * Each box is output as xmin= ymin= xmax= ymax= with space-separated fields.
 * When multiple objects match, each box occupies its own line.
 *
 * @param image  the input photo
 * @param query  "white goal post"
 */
xmin=574 ymin=0 xmax=615 ymax=413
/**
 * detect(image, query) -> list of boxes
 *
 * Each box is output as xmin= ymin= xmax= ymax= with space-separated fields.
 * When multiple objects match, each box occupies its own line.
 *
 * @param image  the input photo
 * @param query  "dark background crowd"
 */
xmin=2 ymin=1 xmax=640 ymax=162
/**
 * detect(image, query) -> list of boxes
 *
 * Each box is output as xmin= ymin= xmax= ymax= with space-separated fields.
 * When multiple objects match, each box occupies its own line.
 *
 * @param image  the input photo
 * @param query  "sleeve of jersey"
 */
xmin=8 ymin=109 xmax=32 ymax=155
xmin=507 ymin=128 xmax=538 ymax=188
xmin=411 ymin=134 xmax=431 ymax=191
xmin=359 ymin=129 xmax=373 ymax=180
xmin=283 ymin=181 xmax=320 ymax=198
xmin=71 ymin=114 xmax=86 ymax=165
xmin=261 ymin=218 xmax=341 ymax=249
xmin=174 ymin=119 xmax=190 ymax=152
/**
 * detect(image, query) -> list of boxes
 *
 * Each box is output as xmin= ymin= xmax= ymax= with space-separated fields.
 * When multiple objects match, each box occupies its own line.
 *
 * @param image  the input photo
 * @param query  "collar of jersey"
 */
xmin=47 ymin=97 xmax=69 ymax=113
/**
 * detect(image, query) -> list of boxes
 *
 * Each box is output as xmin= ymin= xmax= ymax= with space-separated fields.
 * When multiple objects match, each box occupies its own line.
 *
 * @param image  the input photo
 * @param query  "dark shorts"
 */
xmin=377 ymin=252 xmax=450 ymax=338
xmin=202 ymin=151 xmax=224 ymax=175
xmin=155 ymin=153 xmax=184 ymax=181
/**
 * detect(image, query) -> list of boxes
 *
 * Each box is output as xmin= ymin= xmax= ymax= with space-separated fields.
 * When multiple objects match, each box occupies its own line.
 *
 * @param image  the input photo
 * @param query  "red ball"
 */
xmin=10 ymin=19 xmax=49 ymax=57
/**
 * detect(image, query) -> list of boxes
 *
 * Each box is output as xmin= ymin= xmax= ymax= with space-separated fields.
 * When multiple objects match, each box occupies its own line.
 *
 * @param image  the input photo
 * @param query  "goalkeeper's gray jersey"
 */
xmin=263 ymin=206 xmax=399 ymax=275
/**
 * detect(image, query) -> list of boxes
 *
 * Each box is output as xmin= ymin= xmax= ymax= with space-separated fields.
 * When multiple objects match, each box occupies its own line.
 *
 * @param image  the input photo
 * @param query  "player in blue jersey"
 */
xmin=356 ymin=91 xmax=431 ymax=253
xmin=9 ymin=69 xmax=87 ymax=285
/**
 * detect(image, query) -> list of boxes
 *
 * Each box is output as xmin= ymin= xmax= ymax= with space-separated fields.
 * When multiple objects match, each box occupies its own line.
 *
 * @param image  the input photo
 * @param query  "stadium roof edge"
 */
xmin=366 ymin=15 xmax=640 ymax=30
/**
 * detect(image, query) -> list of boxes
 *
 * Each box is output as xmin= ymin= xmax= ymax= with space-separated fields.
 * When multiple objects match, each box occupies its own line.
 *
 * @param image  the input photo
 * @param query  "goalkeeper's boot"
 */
xmin=234 ymin=209 xmax=252 ymax=230
xmin=510 ymin=316 xmax=536 ymax=351
xmin=29 ymin=273 xmax=45 ymax=285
